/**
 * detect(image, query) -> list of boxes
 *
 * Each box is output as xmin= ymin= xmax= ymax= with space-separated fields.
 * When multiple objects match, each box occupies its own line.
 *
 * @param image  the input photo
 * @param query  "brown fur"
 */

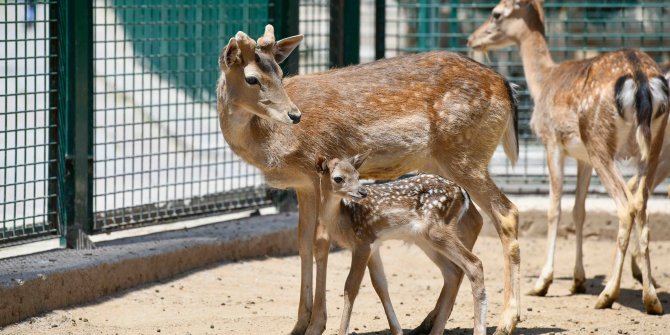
xmin=317 ymin=156 xmax=485 ymax=335
xmin=469 ymin=0 xmax=667 ymax=315
xmin=218 ymin=25 xmax=521 ymax=335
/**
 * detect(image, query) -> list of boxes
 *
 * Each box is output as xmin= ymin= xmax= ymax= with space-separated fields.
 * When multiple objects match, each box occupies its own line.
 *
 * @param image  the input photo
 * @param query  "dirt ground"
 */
xmin=3 ymin=231 xmax=670 ymax=335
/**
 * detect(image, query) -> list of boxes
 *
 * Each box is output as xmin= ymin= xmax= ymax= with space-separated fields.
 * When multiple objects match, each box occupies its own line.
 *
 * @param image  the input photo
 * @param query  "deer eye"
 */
xmin=492 ymin=11 xmax=502 ymax=20
xmin=245 ymin=76 xmax=259 ymax=86
xmin=333 ymin=176 xmax=344 ymax=184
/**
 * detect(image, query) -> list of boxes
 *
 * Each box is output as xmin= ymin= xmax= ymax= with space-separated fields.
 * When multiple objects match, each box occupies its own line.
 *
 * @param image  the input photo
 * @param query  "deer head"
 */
xmin=219 ymin=25 xmax=304 ymax=124
xmin=315 ymin=153 xmax=370 ymax=200
xmin=467 ymin=0 xmax=545 ymax=51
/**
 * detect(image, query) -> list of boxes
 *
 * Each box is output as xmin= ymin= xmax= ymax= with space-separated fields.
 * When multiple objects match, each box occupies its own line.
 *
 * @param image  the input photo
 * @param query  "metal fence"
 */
xmin=3 ymin=0 xmax=670 ymax=246
xmin=91 ymin=0 xmax=271 ymax=231
xmin=1 ymin=1 xmax=59 ymax=245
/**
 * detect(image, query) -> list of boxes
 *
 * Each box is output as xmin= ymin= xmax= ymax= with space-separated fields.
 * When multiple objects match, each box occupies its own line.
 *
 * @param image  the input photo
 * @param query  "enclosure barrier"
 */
xmin=2 ymin=0 xmax=670 ymax=247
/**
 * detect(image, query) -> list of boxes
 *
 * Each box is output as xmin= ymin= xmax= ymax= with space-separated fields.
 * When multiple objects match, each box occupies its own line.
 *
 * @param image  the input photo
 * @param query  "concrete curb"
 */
xmin=0 ymin=213 xmax=298 ymax=327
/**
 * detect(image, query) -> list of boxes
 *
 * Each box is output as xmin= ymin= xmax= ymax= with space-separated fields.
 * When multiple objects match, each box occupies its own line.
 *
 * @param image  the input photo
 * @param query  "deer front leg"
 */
xmin=368 ymin=250 xmax=402 ymax=335
xmin=305 ymin=218 xmax=330 ymax=335
xmin=571 ymin=161 xmax=591 ymax=294
xmin=292 ymin=190 xmax=318 ymax=335
xmin=338 ymin=244 xmax=372 ymax=335
xmin=529 ymin=145 xmax=564 ymax=296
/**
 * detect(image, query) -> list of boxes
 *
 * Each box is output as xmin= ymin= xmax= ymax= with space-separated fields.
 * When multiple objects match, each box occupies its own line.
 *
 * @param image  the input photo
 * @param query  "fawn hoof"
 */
xmin=304 ymin=323 xmax=325 ymax=335
xmin=408 ymin=314 xmax=435 ymax=335
xmin=290 ymin=319 xmax=310 ymax=335
xmin=570 ymin=281 xmax=586 ymax=295
xmin=644 ymin=295 xmax=664 ymax=315
xmin=594 ymin=292 xmax=617 ymax=309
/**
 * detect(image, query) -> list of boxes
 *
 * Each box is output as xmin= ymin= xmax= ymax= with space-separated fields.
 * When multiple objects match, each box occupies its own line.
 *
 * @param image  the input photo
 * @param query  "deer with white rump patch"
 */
xmin=218 ymin=24 xmax=521 ymax=335
xmin=468 ymin=0 xmax=669 ymax=314
xmin=315 ymin=153 xmax=485 ymax=335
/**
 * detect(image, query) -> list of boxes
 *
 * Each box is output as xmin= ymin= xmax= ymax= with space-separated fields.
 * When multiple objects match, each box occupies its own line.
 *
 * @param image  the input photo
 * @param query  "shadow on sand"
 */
xmin=353 ymin=325 xmax=566 ymax=335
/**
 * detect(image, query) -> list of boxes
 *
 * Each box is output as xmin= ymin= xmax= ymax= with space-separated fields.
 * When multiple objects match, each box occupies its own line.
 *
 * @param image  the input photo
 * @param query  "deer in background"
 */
xmin=315 ymin=154 xmax=486 ymax=335
xmin=468 ymin=0 xmax=668 ymax=314
xmin=218 ymin=25 xmax=521 ymax=335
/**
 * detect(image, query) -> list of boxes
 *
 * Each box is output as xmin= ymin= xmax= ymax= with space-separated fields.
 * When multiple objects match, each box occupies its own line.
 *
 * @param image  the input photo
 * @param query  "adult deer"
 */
xmin=468 ymin=0 xmax=668 ymax=314
xmin=218 ymin=25 xmax=521 ymax=334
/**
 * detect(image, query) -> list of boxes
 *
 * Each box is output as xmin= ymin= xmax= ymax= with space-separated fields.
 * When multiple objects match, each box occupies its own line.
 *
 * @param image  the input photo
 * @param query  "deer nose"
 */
xmin=288 ymin=107 xmax=301 ymax=124
xmin=358 ymin=187 xmax=368 ymax=198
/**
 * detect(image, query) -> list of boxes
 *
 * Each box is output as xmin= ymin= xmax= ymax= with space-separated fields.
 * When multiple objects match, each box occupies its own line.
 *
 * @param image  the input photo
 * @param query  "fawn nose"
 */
xmin=288 ymin=106 xmax=301 ymax=124
xmin=358 ymin=187 xmax=368 ymax=198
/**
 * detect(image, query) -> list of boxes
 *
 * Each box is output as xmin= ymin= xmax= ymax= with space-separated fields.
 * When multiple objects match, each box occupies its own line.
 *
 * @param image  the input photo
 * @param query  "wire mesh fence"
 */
xmin=3 ymin=0 xmax=670 ymax=245
xmin=382 ymin=0 xmax=670 ymax=194
xmin=91 ymin=0 xmax=271 ymax=231
xmin=1 ymin=1 xmax=59 ymax=244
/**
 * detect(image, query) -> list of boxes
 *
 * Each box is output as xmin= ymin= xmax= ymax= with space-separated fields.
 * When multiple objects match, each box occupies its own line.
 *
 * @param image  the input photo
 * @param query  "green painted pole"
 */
xmin=375 ymin=0 xmax=385 ymax=60
xmin=330 ymin=0 xmax=360 ymax=67
xmin=59 ymin=0 xmax=94 ymax=249
xmin=271 ymin=0 xmax=300 ymax=76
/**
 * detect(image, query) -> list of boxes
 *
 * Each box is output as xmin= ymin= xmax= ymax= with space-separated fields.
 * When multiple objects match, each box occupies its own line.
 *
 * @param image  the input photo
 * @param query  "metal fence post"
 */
xmin=59 ymin=0 xmax=94 ymax=249
xmin=330 ymin=0 xmax=360 ymax=67
xmin=375 ymin=0 xmax=385 ymax=60
xmin=271 ymin=0 xmax=300 ymax=76
xmin=48 ymin=1 xmax=62 ymax=246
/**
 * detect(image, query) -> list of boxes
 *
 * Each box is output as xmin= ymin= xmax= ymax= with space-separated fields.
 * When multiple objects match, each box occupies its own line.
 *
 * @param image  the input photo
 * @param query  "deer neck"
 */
xmin=518 ymin=30 xmax=556 ymax=100
xmin=218 ymin=81 xmax=297 ymax=172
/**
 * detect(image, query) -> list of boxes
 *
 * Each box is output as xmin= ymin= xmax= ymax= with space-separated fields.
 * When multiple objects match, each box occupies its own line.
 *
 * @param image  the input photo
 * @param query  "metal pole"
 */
xmin=375 ymin=0 xmax=385 ymax=60
xmin=330 ymin=0 xmax=360 ymax=67
xmin=59 ymin=0 xmax=94 ymax=249
xmin=271 ymin=0 xmax=300 ymax=76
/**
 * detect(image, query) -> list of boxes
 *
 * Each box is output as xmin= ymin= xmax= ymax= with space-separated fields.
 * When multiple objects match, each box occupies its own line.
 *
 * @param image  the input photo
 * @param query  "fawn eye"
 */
xmin=492 ymin=11 xmax=502 ymax=20
xmin=333 ymin=176 xmax=344 ymax=184
xmin=245 ymin=76 xmax=259 ymax=86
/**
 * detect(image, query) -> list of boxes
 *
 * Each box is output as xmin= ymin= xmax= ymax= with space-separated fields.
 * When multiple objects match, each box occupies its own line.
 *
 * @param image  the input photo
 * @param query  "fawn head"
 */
xmin=315 ymin=153 xmax=370 ymax=200
xmin=467 ymin=0 xmax=545 ymax=51
xmin=219 ymin=25 xmax=303 ymax=124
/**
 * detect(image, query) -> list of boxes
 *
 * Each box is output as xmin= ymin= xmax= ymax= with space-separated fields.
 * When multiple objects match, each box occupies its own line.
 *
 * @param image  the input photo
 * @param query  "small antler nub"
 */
xmin=257 ymin=24 xmax=276 ymax=54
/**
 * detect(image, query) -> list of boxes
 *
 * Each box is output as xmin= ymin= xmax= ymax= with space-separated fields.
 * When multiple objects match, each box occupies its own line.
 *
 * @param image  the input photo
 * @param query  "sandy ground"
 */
xmin=2 ymin=233 xmax=670 ymax=335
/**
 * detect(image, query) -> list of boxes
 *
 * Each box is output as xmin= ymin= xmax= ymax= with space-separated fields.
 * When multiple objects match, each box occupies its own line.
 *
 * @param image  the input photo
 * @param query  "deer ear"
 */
xmin=315 ymin=156 xmax=328 ymax=174
xmin=349 ymin=152 xmax=370 ymax=170
xmin=220 ymin=38 xmax=242 ymax=69
xmin=275 ymin=35 xmax=303 ymax=64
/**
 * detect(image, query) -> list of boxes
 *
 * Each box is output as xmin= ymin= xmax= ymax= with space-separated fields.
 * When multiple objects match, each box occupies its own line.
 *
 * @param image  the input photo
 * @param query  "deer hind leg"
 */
xmin=426 ymin=224 xmax=487 ymax=335
xmin=442 ymin=166 xmax=519 ymax=335
xmin=306 ymin=216 xmax=330 ymax=335
xmin=529 ymin=144 xmax=565 ymax=296
xmin=367 ymin=250 xmax=403 ymax=335
xmin=410 ymin=199 xmax=483 ymax=335
xmin=589 ymin=156 xmax=635 ymax=310
xmin=571 ymin=161 xmax=592 ymax=294
xmin=628 ymin=177 xmax=661 ymax=289
xmin=409 ymin=243 xmax=464 ymax=335
xmin=292 ymin=189 xmax=318 ymax=335
xmin=338 ymin=244 xmax=372 ymax=335
xmin=631 ymin=133 xmax=664 ymax=314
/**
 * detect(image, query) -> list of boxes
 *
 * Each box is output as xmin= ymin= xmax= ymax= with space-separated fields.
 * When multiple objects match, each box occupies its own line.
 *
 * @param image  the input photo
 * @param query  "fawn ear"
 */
xmin=349 ymin=151 xmax=370 ymax=170
xmin=220 ymin=37 xmax=242 ymax=69
xmin=275 ymin=35 xmax=303 ymax=64
xmin=315 ymin=156 xmax=328 ymax=174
